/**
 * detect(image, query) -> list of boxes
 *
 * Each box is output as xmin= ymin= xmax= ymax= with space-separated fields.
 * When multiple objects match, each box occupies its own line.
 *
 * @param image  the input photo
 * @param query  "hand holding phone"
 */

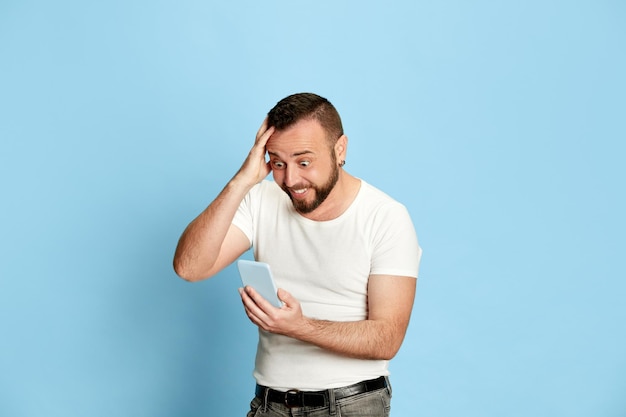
xmin=236 ymin=260 xmax=282 ymax=308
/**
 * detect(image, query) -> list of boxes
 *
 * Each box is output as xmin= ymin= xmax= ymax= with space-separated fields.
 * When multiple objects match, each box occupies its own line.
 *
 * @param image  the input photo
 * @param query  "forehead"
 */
xmin=267 ymin=118 xmax=328 ymax=156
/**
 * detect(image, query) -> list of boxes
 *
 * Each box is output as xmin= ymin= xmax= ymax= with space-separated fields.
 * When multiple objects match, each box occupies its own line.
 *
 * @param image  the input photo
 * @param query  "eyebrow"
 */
xmin=268 ymin=150 xmax=315 ymax=158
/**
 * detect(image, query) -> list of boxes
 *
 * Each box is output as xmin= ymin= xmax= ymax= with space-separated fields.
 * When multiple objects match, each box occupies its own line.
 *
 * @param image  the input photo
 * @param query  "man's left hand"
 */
xmin=239 ymin=286 xmax=305 ymax=337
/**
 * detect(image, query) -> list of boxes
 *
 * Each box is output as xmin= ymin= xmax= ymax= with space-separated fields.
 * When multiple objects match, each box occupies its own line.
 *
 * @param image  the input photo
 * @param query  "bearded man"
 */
xmin=174 ymin=93 xmax=422 ymax=417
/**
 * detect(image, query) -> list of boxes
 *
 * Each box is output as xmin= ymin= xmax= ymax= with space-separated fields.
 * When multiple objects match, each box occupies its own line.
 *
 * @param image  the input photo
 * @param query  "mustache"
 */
xmin=282 ymin=183 xmax=311 ymax=191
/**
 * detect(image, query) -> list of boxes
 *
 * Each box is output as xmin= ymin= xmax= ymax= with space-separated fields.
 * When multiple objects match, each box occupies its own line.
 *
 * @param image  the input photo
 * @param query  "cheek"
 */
xmin=271 ymin=168 xmax=290 ymax=185
xmin=308 ymin=168 xmax=325 ymax=182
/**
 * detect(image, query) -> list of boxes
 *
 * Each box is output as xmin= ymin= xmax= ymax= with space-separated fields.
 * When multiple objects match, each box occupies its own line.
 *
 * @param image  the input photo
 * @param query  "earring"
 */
xmin=339 ymin=160 xmax=346 ymax=167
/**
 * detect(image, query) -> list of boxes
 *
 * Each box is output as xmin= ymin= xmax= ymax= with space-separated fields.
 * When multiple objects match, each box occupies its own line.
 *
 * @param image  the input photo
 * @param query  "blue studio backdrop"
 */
xmin=1 ymin=1 xmax=625 ymax=416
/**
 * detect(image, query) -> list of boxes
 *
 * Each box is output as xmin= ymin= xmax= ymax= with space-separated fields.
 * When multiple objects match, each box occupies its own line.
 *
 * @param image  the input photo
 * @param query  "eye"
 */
xmin=299 ymin=160 xmax=311 ymax=167
xmin=272 ymin=160 xmax=285 ymax=169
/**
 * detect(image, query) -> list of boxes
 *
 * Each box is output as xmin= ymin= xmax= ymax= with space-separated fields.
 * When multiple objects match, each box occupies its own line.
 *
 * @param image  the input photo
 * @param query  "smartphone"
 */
xmin=236 ymin=260 xmax=282 ymax=308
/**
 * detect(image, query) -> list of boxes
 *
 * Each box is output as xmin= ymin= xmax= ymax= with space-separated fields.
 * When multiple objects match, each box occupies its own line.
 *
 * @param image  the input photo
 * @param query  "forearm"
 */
xmin=173 ymin=176 xmax=251 ymax=281
xmin=174 ymin=119 xmax=275 ymax=281
xmin=293 ymin=317 xmax=405 ymax=361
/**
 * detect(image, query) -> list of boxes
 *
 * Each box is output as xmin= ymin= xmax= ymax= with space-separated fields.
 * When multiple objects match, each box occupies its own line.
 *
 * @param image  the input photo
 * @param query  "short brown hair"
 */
xmin=267 ymin=93 xmax=344 ymax=144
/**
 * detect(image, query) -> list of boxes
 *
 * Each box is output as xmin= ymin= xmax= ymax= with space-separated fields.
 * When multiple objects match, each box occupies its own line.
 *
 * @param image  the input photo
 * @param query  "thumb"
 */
xmin=277 ymin=288 xmax=297 ymax=306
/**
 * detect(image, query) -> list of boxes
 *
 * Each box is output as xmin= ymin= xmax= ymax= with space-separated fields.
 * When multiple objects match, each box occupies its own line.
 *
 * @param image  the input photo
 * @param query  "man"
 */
xmin=173 ymin=93 xmax=422 ymax=416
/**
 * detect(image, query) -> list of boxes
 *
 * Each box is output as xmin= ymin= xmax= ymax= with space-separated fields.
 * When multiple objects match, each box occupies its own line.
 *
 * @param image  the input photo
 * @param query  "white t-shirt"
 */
xmin=232 ymin=179 xmax=422 ymax=391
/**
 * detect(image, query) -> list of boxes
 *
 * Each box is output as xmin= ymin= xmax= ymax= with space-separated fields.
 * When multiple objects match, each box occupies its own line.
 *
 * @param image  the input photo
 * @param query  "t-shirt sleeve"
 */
xmin=231 ymin=185 xmax=257 ymax=247
xmin=369 ymin=202 xmax=422 ymax=278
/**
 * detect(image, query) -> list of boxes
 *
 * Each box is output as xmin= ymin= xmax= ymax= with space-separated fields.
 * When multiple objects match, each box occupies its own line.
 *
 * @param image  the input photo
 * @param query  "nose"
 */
xmin=283 ymin=164 xmax=300 ymax=188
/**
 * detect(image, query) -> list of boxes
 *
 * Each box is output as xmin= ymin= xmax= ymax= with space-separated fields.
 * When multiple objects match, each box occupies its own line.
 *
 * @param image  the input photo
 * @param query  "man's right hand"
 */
xmin=234 ymin=117 xmax=275 ymax=188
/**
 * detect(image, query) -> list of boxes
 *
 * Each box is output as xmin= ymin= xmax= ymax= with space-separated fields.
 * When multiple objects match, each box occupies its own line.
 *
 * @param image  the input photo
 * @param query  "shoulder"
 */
xmin=357 ymin=180 xmax=410 ymax=215
xmin=352 ymin=181 xmax=417 ymax=239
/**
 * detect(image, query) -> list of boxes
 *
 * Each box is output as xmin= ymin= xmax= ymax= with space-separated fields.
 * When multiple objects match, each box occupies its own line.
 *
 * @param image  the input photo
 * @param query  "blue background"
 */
xmin=1 ymin=1 xmax=625 ymax=416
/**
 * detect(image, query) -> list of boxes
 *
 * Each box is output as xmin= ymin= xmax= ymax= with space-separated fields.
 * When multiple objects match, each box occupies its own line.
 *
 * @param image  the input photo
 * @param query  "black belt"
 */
xmin=255 ymin=376 xmax=388 ymax=408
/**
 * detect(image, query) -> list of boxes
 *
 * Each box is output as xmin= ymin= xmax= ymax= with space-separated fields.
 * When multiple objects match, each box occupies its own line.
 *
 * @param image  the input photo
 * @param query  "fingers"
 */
xmin=255 ymin=117 xmax=269 ymax=140
xmin=250 ymin=118 xmax=275 ymax=167
xmin=257 ymin=125 xmax=275 ymax=149
xmin=239 ymin=286 xmax=275 ymax=326
xmin=255 ymin=117 xmax=275 ymax=147
xmin=238 ymin=287 xmax=260 ymax=324
xmin=235 ymin=119 xmax=275 ymax=186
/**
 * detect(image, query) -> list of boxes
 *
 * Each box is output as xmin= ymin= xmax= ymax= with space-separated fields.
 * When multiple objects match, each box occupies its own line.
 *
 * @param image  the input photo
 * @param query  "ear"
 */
xmin=334 ymin=134 xmax=348 ymax=162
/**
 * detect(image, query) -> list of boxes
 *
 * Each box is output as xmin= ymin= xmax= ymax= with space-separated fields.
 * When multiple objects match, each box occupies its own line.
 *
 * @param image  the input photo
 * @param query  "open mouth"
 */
xmin=289 ymin=187 xmax=309 ymax=198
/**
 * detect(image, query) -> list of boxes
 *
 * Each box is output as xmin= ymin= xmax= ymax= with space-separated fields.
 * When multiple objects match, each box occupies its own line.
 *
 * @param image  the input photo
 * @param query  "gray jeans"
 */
xmin=247 ymin=377 xmax=392 ymax=417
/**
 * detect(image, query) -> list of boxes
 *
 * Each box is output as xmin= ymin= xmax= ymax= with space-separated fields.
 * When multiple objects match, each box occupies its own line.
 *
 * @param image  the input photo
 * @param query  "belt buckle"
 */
xmin=284 ymin=389 xmax=300 ymax=408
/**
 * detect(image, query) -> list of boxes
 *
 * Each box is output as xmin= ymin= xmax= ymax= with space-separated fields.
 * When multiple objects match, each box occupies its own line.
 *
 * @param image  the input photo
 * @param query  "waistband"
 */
xmin=255 ymin=376 xmax=388 ymax=408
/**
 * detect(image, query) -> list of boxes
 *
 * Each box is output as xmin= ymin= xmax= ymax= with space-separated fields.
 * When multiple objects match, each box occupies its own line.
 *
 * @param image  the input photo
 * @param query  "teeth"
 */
xmin=293 ymin=188 xmax=307 ymax=194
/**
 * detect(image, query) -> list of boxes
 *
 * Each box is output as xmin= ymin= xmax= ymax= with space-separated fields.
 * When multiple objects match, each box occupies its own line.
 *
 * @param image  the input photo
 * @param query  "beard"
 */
xmin=281 ymin=158 xmax=340 ymax=214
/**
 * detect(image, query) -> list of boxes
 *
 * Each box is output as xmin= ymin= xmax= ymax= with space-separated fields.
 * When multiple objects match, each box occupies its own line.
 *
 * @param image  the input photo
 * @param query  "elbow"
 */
xmin=173 ymin=259 xmax=209 ymax=283
xmin=172 ymin=246 xmax=217 ymax=282
xmin=372 ymin=332 xmax=405 ymax=360
xmin=376 ymin=346 xmax=400 ymax=361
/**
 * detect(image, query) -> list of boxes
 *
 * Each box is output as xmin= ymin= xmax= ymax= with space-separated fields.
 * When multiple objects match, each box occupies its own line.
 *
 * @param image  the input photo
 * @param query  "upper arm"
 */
xmin=200 ymin=224 xmax=251 ymax=279
xmin=367 ymin=275 xmax=417 ymax=353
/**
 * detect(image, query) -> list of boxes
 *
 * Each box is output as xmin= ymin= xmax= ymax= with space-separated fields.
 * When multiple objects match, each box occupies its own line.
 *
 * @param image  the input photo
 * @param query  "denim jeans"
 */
xmin=246 ymin=377 xmax=392 ymax=417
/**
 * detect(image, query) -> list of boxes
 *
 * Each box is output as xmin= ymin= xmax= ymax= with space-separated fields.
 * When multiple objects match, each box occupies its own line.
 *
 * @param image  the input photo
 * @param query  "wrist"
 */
xmin=291 ymin=316 xmax=318 ymax=341
xmin=228 ymin=172 xmax=258 ymax=194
